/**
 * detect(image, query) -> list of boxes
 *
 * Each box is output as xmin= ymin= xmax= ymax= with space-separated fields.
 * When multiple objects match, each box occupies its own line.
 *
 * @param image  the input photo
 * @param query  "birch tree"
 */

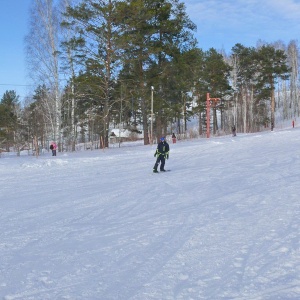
xmin=287 ymin=40 xmax=299 ymax=119
xmin=25 ymin=0 xmax=62 ymax=148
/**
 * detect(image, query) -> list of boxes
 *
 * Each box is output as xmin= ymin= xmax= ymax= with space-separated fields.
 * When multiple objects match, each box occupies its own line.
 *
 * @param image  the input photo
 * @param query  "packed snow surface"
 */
xmin=0 ymin=128 xmax=299 ymax=300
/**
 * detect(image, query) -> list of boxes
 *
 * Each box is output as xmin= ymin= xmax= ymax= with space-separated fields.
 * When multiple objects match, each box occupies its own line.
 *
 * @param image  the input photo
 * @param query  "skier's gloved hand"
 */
xmin=166 ymin=153 xmax=169 ymax=159
xmin=154 ymin=152 xmax=157 ymax=157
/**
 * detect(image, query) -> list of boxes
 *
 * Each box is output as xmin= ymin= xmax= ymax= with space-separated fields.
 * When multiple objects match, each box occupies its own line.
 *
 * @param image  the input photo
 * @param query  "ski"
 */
xmin=153 ymin=170 xmax=171 ymax=173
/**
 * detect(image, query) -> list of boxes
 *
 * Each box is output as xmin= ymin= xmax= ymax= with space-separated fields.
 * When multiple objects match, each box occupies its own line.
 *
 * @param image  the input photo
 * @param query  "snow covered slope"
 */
xmin=0 ymin=128 xmax=299 ymax=299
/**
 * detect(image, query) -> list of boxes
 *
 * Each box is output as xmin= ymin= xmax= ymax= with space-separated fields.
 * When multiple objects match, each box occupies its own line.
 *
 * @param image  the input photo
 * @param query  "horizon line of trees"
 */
xmin=1 ymin=0 xmax=298 ymax=153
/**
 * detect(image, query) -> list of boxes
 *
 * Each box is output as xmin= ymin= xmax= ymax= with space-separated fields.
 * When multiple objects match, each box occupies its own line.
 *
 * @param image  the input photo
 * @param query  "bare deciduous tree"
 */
xmin=25 ymin=0 xmax=62 ymax=148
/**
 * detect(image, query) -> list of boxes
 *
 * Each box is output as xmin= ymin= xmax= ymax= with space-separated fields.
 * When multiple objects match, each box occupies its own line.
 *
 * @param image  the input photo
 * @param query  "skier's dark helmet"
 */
xmin=160 ymin=137 xmax=165 ymax=142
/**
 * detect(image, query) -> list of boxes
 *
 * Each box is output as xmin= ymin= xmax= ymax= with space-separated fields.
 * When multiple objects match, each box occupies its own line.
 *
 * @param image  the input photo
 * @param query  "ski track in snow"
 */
xmin=0 ymin=129 xmax=300 ymax=299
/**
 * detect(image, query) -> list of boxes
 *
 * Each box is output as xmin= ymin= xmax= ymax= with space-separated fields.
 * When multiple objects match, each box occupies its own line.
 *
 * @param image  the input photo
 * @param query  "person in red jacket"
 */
xmin=50 ymin=141 xmax=57 ymax=156
xmin=172 ymin=133 xmax=177 ymax=143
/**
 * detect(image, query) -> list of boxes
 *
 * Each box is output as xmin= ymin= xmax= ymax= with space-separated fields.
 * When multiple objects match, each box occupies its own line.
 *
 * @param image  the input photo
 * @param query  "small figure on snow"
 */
xmin=292 ymin=120 xmax=295 ymax=128
xmin=153 ymin=137 xmax=170 ymax=173
xmin=50 ymin=141 xmax=57 ymax=156
xmin=172 ymin=133 xmax=177 ymax=144
xmin=232 ymin=125 xmax=236 ymax=137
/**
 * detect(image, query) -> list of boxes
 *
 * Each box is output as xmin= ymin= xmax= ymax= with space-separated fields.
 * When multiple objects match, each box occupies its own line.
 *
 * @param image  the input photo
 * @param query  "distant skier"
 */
xmin=172 ymin=133 xmax=177 ymax=144
xmin=50 ymin=141 xmax=57 ymax=156
xmin=153 ymin=137 xmax=170 ymax=173
xmin=232 ymin=125 xmax=236 ymax=137
xmin=292 ymin=120 xmax=295 ymax=128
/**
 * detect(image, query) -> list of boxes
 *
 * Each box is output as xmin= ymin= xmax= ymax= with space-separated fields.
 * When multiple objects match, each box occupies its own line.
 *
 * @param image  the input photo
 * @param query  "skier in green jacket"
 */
xmin=153 ymin=137 xmax=170 ymax=173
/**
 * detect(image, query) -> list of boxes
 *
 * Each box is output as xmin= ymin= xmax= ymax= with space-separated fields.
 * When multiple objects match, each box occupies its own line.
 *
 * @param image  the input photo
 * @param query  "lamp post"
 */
xmin=151 ymin=86 xmax=154 ymax=144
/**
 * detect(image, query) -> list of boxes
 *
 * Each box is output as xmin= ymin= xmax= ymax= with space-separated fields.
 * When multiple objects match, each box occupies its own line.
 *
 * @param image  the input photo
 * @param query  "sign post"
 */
xmin=206 ymin=93 xmax=221 ymax=138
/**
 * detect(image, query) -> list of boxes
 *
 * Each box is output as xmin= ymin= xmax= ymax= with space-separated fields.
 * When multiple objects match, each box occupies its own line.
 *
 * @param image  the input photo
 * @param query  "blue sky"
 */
xmin=0 ymin=0 xmax=32 ymax=102
xmin=1 ymin=0 xmax=300 ymax=104
xmin=185 ymin=0 xmax=300 ymax=50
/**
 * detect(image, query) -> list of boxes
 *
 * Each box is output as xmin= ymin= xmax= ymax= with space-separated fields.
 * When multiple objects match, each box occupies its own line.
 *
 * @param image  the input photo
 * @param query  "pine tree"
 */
xmin=202 ymin=48 xmax=232 ymax=134
xmin=0 ymin=91 xmax=20 ymax=150
xmin=255 ymin=45 xmax=290 ymax=130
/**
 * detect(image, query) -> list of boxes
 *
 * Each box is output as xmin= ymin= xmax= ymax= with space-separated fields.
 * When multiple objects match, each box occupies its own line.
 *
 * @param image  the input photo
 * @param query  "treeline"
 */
xmin=0 ymin=0 xmax=298 ymax=153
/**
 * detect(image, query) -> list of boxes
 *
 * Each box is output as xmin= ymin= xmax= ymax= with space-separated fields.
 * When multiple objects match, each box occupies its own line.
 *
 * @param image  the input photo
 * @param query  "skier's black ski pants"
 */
xmin=154 ymin=155 xmax=166 ymax=171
